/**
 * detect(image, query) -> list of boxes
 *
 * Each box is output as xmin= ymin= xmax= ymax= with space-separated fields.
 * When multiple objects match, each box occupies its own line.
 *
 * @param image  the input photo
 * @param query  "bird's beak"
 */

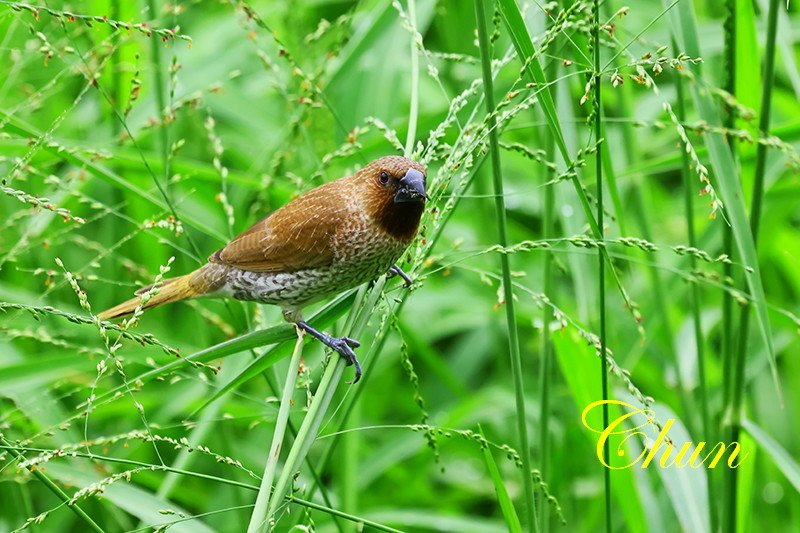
xmin=394 ymin=168 xmax=427 ymax=203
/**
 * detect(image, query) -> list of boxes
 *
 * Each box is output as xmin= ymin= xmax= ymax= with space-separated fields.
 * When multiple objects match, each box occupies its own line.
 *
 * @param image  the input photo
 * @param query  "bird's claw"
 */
xmin=341 ymin=336 xmax=360 ymax=348
xmin=389 ymin=265 xmax=413 ymax=288
xmin=296 ymin=320 xmax=363 ymax=384
xmin=328 ymin=336 xmax=363 ymax=383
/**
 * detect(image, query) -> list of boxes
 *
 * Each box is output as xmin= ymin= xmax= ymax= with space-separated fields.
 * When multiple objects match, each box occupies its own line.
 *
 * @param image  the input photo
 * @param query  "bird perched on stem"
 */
xmin=99 ymin=156 xmax=428 ymax=383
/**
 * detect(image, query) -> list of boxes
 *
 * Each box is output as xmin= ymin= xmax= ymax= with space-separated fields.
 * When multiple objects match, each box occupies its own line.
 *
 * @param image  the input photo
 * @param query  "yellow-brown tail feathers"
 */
xmin=98 ymin=274 xmax=199 ymax=320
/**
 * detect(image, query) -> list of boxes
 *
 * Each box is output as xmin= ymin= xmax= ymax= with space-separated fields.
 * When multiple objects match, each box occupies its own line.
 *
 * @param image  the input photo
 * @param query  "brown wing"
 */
xmin=209 ymin=180 xmax=351 ymax=273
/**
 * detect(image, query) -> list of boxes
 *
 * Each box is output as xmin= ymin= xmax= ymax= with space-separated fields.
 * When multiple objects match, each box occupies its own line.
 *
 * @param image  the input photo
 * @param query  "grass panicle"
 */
xmin=1 ymin=0 xmax=797 ymax=531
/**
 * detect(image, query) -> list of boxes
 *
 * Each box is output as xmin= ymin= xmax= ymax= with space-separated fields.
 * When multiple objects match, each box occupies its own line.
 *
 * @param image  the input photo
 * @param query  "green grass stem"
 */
xmin=592 ymin=0 xmax=611 ymax=531
xmin=475 ymin=1 xmax=537 ymax=531
xmin=724 ymin=0 xmax=782 ymax=530
xmin=266 ymin=278 xmax=385 ymax=524
xmin=247 ymin=331 xmax=305 ymax=533
xmin=266 ymin=349 xmax=346 ymax=523
xmin=716 ymin=1 xmax=740 ymax=528
xmin=404 ymin=0 xmax=419 ymax=157
xmin=675 ymin=52 xmax=715 ymax=531
xmin=537 ymin=108 xmax=555 ymax=533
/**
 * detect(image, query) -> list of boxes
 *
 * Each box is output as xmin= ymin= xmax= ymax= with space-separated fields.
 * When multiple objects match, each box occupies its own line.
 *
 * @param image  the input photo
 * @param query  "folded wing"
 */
xmin=209 ymin=181 xmax=349 ymax=273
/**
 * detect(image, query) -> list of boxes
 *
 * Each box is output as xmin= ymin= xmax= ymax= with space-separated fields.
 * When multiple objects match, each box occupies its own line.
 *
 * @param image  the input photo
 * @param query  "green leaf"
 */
xmin=0 ymin=354 xmax=86 ymax=393
xmin=479 ymin=426 xmax=523 ymax=533
xmin=552 ymin=330 xmax=647 ymax=532
xmin=743 ymin=419 xmax=800 ymax=493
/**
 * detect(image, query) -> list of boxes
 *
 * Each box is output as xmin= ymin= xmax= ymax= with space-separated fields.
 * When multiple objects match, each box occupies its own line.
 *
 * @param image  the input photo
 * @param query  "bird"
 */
xmin=99 ymin=155 xmax=428 ymax=383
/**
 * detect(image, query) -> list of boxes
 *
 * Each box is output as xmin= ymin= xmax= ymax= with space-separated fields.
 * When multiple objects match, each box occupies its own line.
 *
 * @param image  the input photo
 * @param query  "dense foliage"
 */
xmin=1 ymin=0 xmax=798 ymax=531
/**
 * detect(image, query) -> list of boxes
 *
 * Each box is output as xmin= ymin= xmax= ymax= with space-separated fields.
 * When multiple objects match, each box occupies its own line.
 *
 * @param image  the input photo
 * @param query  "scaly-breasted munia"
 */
xmin=99 ymin=156 xmax=428 ymax=382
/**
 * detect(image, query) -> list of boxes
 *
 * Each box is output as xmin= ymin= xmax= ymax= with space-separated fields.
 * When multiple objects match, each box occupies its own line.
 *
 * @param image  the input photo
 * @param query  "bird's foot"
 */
xmin=296 ymin=321 xmax=363 ymax=383
xmin=388 ymin=265 xmax=413 ymax=288
xmin=327 ymin=336 xmax=362 ymax=383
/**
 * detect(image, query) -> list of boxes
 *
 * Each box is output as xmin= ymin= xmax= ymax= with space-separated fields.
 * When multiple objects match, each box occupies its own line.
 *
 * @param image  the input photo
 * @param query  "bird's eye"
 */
xmin=379 ymin=171 xmax=390 ymax=185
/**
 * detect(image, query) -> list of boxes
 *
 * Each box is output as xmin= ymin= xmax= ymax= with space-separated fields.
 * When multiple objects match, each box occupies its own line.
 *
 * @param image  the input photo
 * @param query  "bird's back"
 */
xmin=190 ymin=173 xmax=409 ymax=309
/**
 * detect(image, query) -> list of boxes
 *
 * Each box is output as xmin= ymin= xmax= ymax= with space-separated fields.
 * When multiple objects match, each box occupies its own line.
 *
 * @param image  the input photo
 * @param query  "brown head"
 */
xmin=353 ymin=155 xmax=428 ymax=242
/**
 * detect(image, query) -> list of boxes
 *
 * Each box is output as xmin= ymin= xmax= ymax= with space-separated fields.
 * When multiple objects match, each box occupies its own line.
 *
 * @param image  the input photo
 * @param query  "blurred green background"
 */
xmin=1 ymin=0 xmax=799 ymax=531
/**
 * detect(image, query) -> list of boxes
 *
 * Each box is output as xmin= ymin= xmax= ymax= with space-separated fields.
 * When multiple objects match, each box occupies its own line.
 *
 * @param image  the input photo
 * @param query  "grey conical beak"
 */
xmin=394 ymin=168 xmax=427 ymax=203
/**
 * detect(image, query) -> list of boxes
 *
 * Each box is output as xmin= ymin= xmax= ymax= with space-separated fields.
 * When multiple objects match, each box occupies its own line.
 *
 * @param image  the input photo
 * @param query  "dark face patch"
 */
xmin=377 ymin=200 xmax=425 ymax=241
xmin=358 ymin=157 xmax=427 ymax=242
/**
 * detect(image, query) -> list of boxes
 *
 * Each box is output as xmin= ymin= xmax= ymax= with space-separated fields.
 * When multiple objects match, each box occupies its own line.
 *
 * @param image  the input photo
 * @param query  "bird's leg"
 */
xmin=296 ymin=320 xmax=362 ymax=383
xmin=388 ymin=265 xmax=413 ymax=288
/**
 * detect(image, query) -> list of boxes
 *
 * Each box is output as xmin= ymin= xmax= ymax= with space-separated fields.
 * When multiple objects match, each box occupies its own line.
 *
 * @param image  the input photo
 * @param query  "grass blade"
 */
xmin=724 ymin=0 xmax=784 ymax=529
xmin=743 ymin=420 xmax=800 ymax=493
xmin=480 ymin=426 xmax=523 ymax=533
xmin=592 ymin=0 xmax=611 ymax=529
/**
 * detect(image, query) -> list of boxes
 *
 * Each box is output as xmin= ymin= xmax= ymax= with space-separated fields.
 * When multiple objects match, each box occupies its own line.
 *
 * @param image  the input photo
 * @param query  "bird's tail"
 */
xmin=98 ymin=273 xmax=201 ymax=320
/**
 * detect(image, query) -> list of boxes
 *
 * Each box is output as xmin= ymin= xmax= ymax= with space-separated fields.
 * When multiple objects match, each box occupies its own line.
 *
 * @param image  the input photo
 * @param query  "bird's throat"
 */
xmin=377 ymin=201 xmax=424 ymax=241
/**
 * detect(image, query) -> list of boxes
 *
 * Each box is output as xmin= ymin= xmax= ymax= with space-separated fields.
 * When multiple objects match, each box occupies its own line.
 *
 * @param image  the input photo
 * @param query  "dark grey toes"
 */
xmin=342 ymin=337 xmax=361 ymax=348
xmin=329 ymin=337 xmax=363 ymax=384
xmin=389 ymin=265 xmax=414 ymax=288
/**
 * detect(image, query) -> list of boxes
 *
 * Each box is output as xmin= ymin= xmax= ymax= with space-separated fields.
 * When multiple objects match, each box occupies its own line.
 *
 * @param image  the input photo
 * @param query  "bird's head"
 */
xmin=356 ymin=156 xmax=428 ymax=241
